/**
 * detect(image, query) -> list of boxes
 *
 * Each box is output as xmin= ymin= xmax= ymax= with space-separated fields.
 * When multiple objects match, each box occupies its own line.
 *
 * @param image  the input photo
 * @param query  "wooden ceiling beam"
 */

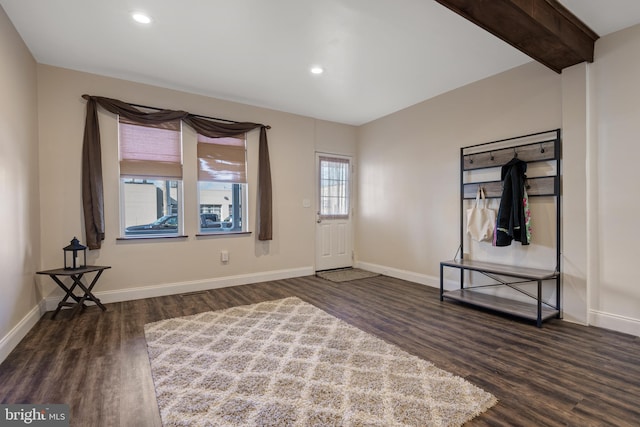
xmin=434 ymin=0 xmax=599 ymax=73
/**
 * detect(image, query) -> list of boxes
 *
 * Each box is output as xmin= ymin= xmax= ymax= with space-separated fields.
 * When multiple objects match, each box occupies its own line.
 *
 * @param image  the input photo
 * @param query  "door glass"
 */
xmin=319 ymin=156 xmax=350 ymax=220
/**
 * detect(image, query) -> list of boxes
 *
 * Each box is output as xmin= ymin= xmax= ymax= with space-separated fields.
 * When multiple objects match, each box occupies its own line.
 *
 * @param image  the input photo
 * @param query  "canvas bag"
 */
xmin=467 ymin=187 xmax=496 ymax=242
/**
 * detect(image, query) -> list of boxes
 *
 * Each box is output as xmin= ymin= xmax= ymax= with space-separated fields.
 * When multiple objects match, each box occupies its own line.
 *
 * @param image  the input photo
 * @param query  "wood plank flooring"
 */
xmin=1 ymin=275 xmax=639 ymax=426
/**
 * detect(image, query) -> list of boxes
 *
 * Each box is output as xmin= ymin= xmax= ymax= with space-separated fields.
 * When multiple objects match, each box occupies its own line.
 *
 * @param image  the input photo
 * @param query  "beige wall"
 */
xmin=356 ymin=61 xmax=562 ymax=284
xmin=356 ymin=26 xmax=640 ymax=335
xmin=36 ymin=65 xmax=357 ymax=302
xmin=588 ymin=23 xmax=640 ymax=334
xmin=0 ymin=6 xmax=40 ymax=357
xmin=561 ymin=62 xmax=589 ymax=324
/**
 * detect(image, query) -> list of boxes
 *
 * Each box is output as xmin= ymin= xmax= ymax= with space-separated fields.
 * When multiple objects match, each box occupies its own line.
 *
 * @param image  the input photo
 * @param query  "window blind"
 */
xmin=118 ymin=117 xmax=182 ymax=179
xmin=197 ymin=134 xmax=247 ymax=183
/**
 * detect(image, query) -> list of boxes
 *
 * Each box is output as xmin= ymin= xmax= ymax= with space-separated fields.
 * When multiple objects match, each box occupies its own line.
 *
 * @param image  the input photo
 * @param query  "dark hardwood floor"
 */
xmin=1 ymin=275 xmax=638 ymax=426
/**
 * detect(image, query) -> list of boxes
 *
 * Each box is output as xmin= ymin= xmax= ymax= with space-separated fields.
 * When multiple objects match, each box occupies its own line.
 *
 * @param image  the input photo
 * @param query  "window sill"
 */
xmin=195 ymin=231 xmax=252 ymax=238
xmin=116 ymin=235 xmax=188 ymax=241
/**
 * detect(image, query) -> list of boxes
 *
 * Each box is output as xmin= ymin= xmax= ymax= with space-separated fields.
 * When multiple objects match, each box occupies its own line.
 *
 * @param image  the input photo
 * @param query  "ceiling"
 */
xmin=2 ymin=0 xmax=640 ymax=126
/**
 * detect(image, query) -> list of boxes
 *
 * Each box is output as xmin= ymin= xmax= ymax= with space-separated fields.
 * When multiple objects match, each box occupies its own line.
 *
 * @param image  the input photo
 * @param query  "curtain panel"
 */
xmin=81 ymin=95 xmax=272 ymax=249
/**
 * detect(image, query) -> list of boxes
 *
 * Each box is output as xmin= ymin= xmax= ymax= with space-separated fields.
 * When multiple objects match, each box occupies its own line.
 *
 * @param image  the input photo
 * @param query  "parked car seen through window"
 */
xmin=124 ymin=213 xmax=234 ymax=236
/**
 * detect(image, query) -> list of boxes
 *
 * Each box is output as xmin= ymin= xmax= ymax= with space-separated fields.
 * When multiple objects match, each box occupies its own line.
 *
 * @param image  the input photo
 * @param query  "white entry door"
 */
xmin=315 ymin=153 xmax=353 ymax=271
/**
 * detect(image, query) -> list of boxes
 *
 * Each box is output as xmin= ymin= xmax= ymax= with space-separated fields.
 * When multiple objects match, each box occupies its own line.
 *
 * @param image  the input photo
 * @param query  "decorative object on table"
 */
xmin=466 ymin=186 xmax=496 ymax=242
xmin=144 ymin=297 xmax=497 ymax=426
xmin=63 ymin=237 xmax=87 ymax=270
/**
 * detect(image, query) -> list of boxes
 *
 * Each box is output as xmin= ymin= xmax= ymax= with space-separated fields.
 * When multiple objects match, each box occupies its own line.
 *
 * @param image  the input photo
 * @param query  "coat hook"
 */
xmin=469 ymin=155 xmax=474 ymax=164
xmin=490 ymin=151 xmax=494 ymax=161
xmin=540 ymin=143 xmax=545 ymax=153
xmin=514 ymin=147 xmax=518 ymax=158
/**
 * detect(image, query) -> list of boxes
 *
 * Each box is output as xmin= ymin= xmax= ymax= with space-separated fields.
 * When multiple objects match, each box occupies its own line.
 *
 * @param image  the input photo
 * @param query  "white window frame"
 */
xmin=196 ymin=181 xmax=248 ymax=235
xmin=119 ymin=178 xmax=184 ymax=238
xmin=117 ymin=118 xmax=184 ymax=239
xmin=196 ymin=133 xmax=249 ymax=235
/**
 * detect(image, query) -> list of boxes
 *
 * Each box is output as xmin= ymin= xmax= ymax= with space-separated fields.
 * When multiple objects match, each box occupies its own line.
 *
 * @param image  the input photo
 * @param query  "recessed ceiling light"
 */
xmin=132 ymin=13 xmax=152 ymax=24
xmin=310 ymin=66 xmax=324 ymax=75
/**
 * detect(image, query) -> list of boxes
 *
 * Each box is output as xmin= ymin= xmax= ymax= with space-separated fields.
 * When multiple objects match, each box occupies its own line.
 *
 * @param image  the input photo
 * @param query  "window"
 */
xmin=319 ymin=156 xmax=350 ymax=219
xmin=119 ymin=118 xmax=183 ymax=237
xmin=197 ymin=134 xmax=247 ymax=233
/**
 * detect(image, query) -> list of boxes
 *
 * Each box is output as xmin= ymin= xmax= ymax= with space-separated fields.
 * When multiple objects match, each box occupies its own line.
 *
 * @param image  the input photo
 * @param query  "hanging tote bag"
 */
xmin=466 ymin=187 xmax=496 ymax=242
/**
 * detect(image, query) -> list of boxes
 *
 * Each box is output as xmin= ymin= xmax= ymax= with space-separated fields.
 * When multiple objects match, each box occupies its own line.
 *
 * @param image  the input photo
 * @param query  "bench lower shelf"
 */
xmin=442 ymin=288 xmax=560 ymax=323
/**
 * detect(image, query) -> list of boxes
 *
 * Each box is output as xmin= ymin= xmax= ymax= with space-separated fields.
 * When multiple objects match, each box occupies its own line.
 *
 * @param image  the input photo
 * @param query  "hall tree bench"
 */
xmin=439 ymin=129 xmax=562 ymax=327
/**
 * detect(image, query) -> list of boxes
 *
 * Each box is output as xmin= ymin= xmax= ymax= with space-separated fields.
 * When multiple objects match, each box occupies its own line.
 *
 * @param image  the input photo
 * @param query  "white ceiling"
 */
xmin=2 ymin=0 xmax=640 ymax=125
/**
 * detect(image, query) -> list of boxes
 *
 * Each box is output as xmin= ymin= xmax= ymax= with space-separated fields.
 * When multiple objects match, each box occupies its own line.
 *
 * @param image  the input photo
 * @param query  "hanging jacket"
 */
xmin=494 ymin=157 xmax=529 ymax=246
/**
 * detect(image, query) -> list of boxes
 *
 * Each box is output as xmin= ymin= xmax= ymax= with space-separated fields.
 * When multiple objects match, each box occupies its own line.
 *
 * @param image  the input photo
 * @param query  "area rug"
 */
xmin=316 ymin=268 xmax=379 ymax=282
xmin=144 ymin=297 xmax=497 ymax=426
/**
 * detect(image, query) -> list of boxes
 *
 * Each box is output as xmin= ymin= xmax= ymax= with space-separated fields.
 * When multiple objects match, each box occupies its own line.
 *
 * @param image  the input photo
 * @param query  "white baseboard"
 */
xmin=589 ymin=309 xmax=640 ymax=337
xmin=355 ymin=261 xmax=440 ymax=288
xmin=44 ymin=266 xmax=315 ymax=311
xmin=0 ymin=300 xmax=47 ymax=364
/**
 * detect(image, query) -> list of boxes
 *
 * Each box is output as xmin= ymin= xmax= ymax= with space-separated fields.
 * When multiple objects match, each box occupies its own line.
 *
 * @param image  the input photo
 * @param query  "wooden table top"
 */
xmin=36 ymin=265 xmax=111 ymax=276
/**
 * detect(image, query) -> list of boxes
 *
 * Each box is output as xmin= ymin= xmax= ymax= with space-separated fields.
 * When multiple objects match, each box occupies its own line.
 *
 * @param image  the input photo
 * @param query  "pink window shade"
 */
xmin=197 ymin=134 xmax=247 ymax=183
xmin=119 ymin=118 xmax=183 ymax=179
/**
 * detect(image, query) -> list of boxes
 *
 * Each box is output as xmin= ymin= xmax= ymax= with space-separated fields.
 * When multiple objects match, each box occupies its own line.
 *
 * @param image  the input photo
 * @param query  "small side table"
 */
xmin=36 ymin=265 xmax=111 ymax=319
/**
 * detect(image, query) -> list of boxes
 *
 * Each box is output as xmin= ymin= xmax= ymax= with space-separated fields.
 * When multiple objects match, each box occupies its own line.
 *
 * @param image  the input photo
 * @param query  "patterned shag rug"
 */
xmin=316 ymin=268 xmax=379 ymax=282
xmin=144 ymin=298 xmax=497 ymax=426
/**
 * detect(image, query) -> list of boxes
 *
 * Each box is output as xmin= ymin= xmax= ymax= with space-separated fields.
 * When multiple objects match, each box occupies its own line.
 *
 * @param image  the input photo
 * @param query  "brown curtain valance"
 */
xmin=81 ymin=94 xmax=273 ymax=249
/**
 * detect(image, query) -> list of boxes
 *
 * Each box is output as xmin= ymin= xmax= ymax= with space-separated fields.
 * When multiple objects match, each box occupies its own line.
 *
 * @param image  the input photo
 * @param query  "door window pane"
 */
xmin=319 ymin=156 xmax=350 ymax=219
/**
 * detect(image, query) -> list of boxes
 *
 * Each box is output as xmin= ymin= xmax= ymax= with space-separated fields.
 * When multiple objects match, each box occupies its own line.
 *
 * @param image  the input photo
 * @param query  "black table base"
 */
xmin=37 ymin=266 xmax=111 ymax=319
